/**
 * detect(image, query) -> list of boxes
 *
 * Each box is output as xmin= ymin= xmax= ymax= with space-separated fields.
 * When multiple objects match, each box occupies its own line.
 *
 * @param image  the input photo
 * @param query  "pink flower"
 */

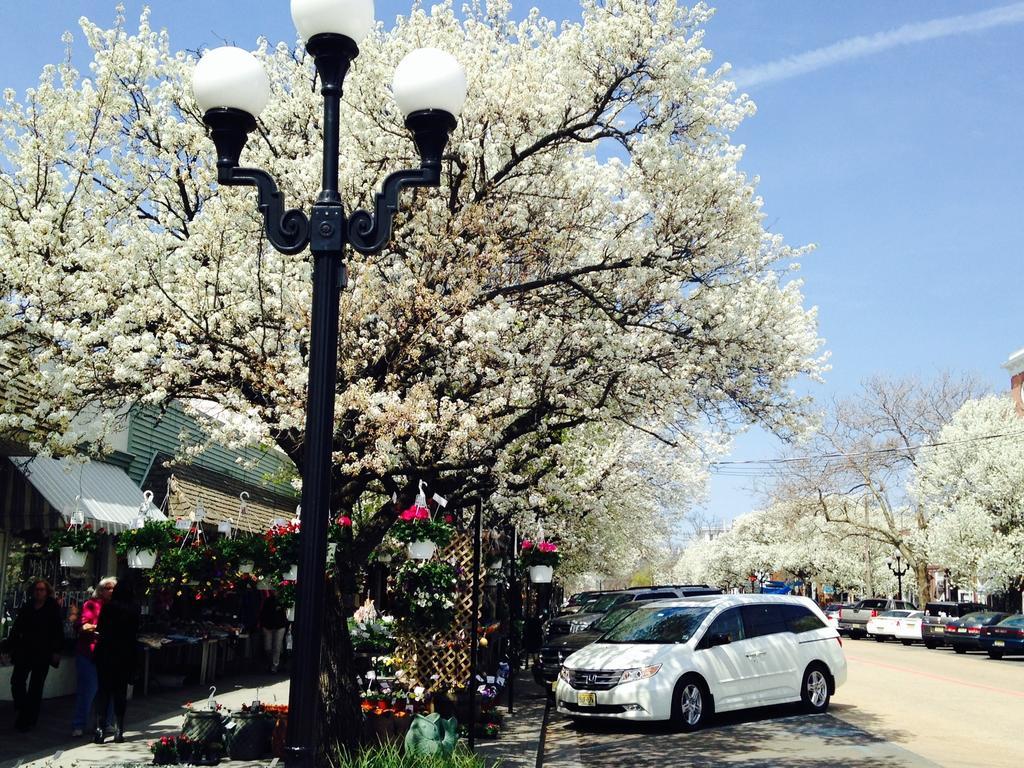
xmin=538 ymin=541 xmax=558 ymax=553
xmin=521 ymin=540 xmax=533 ymax=550
xmin=400 ymin=509 xmax=416 ymax=521
xmin=443 ymin=514 xmax=454 ymax=524
xmin=336 ymin=515 xmax=352 ymax=527
xmin=414 ymin=507 xmax=430 ymax=520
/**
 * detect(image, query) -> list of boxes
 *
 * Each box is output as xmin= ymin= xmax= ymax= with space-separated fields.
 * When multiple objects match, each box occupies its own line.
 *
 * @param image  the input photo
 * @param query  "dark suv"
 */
xmin=544 ymin=585 xmax=720 ymax=638
xmin=921 ymin=601 xmax=988 ymax=648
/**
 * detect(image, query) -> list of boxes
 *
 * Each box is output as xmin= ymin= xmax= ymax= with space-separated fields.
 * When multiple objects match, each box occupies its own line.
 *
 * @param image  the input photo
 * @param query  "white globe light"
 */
xmin=392 ymin=48 xmax=467 ymax=118
xmin=192 ymin=46 xmax=270 ymax=117
xmin=291 ymin=0 xmax=375 ymax=43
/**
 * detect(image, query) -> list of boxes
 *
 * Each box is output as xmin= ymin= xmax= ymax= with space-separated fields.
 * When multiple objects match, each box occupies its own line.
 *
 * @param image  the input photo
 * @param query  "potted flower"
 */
xmin=215 ymin=535 xmax=266 ymax=575
xmin=391 ymin=504 xmax=454 ymax=560
xmin=264 ymin=521 xmax=300 ymax=580
xmin=519 ymin=539 xmax=560 ymax=583
xmin=391 ymin=560 xmax=457 ymax=630
xmin=115 ymin=519 xmax=173 ymax=569
xmin=50 ymin=522 xmax=104 ymax=568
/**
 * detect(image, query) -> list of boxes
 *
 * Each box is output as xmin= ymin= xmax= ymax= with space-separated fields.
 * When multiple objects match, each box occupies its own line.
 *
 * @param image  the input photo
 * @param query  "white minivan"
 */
xmin=555 ymin=594 xmax=847 ymax=730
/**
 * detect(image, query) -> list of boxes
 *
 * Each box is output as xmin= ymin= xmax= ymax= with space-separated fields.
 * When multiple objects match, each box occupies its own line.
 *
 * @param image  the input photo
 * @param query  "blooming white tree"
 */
xmin=0 ymin=2 xmax=824 ymax=748
xmin=913 ymin=395 xmax=1024 ymax=595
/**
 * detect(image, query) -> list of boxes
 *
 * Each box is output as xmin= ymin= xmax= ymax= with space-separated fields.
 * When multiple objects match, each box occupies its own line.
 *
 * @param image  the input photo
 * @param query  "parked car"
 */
xmin=866 ymin=610 xmax=920 ymax=642
xmin=979 ymin=614 xmax=1024 ymax=659
xmin=555 ymin=594 xmax=847 ymax=731
xmin=944 ymin=612 xmax=1011 ymax=654
xmin=545 ymin=586 xmax=721 ymax=638
xmin=559 ymin=591 xmax=609 ymax=615
xmin=838 ymin=598 xmax=916 ymax=638
xmin=534 ymin=604 xmax=641 ymax=685
xmin=921 ymin=601 xmax=988 ymax=649
xmin=823 ymin=603 xmax=848 ymax=632
xmin=893 ymin=611 xmax=925 ymax=645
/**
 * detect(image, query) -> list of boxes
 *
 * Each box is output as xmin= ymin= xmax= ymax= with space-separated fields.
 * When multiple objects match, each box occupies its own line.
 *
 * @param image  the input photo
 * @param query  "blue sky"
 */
xmin=1 ymin=2 xmax=1022 ymax=523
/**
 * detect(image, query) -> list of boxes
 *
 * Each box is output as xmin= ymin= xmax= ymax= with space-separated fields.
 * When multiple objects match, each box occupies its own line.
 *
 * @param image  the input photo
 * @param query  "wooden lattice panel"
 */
xmin=395 ymin=533 xmax=481 ymax=692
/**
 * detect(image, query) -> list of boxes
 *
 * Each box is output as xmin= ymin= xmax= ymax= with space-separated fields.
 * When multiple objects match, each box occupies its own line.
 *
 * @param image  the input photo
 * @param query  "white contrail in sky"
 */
xmin=731 ymin=2 xmax=1024 ymax=88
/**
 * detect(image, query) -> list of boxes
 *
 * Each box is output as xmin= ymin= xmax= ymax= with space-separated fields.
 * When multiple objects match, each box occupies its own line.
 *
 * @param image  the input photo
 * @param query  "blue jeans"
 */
xmin=72 ymin=654 xmax=111 ymax=730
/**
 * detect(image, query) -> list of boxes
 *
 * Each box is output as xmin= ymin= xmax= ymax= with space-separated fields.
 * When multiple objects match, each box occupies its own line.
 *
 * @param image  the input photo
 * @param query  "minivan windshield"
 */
xmin=600 ymin=606 xmax=712 ymax=644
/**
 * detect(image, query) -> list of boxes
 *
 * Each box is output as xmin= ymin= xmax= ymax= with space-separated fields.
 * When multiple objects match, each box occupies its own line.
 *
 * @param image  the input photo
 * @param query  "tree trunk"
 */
xmin=914 ymin=559 xmax=930 ymax=609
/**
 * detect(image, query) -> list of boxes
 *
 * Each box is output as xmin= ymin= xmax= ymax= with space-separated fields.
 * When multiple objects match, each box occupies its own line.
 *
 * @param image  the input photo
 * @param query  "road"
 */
xmin=542 ymin=637 xmax=1024 ymax=768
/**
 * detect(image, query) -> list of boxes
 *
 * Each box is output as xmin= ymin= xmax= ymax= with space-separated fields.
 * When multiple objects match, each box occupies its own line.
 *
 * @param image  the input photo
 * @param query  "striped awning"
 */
xmin=12 ymin=457 xmax=161 ymax=533
xmin=0 ymin=458 xmax=61 ymax=533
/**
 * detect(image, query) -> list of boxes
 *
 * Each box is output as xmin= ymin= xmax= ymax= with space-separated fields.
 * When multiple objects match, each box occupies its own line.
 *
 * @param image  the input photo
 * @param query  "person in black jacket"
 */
xmin=5 ymin=579 xmax=64 ymax=732
xmin=92 ymin=582 xmax=139 ymax=744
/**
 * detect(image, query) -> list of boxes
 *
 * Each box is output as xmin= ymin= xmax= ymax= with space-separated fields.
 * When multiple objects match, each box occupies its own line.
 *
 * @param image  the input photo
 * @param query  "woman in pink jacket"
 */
xmin=71 ymin=577 xmax=115 ymax=737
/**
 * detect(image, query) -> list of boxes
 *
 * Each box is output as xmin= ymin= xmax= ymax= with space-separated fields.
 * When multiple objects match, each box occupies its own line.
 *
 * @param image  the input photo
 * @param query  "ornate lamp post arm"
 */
xmin=192 ymin=8 xmax=466 ymax=767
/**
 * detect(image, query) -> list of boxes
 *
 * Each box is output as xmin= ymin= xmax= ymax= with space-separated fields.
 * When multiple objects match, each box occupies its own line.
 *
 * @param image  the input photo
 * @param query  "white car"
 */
xmin=893 ymin=610 xmax=925 ymax=645
xmin=554 ymin=594 xmax=847 ymax=731
xmin=866 ymin=609 xmax=918 ymax=642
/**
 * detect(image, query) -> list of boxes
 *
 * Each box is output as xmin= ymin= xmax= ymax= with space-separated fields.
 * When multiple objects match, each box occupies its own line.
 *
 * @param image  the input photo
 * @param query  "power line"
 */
xmin=709 ymin=428 xmax=1024 ymax=475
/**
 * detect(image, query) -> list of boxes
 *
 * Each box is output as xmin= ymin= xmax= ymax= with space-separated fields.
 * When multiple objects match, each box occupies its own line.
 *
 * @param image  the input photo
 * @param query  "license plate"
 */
xmin=935 ymin=627 xmax=944 ymax=633
xmin=994 ymin=640 xmax=1005 ymax=647
xmin=578 ymin=692 xmax=597 ymax=707
xmin=958 ymin=628 xmax=967 ymax=633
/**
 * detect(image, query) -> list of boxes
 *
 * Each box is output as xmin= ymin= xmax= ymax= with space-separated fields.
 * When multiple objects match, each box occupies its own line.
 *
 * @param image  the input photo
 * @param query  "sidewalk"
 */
xmin=475 ymin=672 xmax=549 ymax=768
xmin=0 ymin=672 xmax=289 ymax=768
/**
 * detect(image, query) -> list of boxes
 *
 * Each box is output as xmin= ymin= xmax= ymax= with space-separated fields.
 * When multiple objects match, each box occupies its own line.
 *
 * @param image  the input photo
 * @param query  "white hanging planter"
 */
xmin=59 ymin=547 xmax=88 ymax=569
xmin=286 ymin=606 xmax=295 ymax=622
xmin=529 ymin=565 xmax=554 ymax=584
xmin=407 ymin=540 xmax=437 ymax=560
xmin=128 ymin=548 xmax=158 ymax=569
xmin=238 ymin=561 xmax=255 ymax=574
xmin=488 ymin=559 xmax=504 ymax=571
xmin=285 ymin=564 xmax=299 ymax=581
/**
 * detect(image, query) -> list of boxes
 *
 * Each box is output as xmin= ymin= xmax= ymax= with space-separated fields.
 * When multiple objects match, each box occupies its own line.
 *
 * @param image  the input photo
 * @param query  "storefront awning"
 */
xmin=13 ymin=457 xmax=160 ymax=533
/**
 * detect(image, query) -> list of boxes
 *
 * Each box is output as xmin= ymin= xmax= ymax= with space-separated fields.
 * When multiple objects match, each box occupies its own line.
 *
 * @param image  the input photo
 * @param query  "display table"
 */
xmin=0 ymin=655 xmax=76 ymax=700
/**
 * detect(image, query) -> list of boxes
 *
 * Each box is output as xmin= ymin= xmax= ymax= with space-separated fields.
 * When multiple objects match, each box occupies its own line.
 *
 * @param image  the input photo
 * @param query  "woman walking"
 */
xmin=71 ymin=577 xmax=115 ymax=736
xmin=4 ymin=579 xmax=64 ymax=732
xmin=92 ymin=582 xmax=139 ymax=744
xmin=259 ymin=592 xmax=288 ymax=673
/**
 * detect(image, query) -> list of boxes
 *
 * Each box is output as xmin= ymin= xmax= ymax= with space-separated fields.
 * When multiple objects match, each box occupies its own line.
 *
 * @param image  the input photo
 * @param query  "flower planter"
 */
xmin=285 ymin=564 xmax=298 ymax=581
xmin=407 ymin=540 xmax=437 ymax=560
xmin=127 ymin=548 xmax=158 ymax=569
xmin=59 ymin=547 xmax=88 ymax=568
xmin=239 ymin=561 xmax=255 ymax=574
xmin=529 ymin=565 xmax=553 ymax=583
xmin=286 ymin=607 xmax=295 ymax=622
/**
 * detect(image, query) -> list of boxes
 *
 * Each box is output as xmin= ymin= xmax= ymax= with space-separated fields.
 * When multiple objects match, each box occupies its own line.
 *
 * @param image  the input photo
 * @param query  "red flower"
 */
xmin=336 ymin=515 xmax=352 ymax=527
xmin=521 ymin=540 xmax=533 ymax=550
xmin=443 ymin=514 xmax=454 ymax=524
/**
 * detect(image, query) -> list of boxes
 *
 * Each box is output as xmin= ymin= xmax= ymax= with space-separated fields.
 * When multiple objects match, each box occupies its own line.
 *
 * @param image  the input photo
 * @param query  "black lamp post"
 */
xmin=192 ymin=3 xmax=466 ymax=765
xmin=885 ymin=553 xmax=910 ymax=601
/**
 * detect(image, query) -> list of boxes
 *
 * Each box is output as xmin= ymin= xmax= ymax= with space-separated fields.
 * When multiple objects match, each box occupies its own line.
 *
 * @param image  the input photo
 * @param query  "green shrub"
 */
xmin=334 ymin=743 xmax=490 ymax=768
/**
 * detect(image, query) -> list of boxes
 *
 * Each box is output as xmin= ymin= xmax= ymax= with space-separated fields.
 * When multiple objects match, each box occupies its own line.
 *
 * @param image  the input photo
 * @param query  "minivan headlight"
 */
xmin=618 ymin=665 xmax=661 ymax=683
xmin=558 ymin=666 xmax=572 ymax=683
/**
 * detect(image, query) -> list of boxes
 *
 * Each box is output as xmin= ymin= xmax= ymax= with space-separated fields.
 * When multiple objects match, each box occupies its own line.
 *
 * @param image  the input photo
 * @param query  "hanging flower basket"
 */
xmin=59 ymin=546 xmax=89 ymax=568
xmin=115 ymin=519 xmax=173 ymax=569
xmin=406 ymin=540 xmax=437 ymax=560
xmin=391 ymin=502 xmax=453 ymax=560
xmin=264 ymin=521 xmax=300 ymax=580
xmin=128 ymin=548 xmax=158 ymax=569
xmin=239 ymin=561 xmax=255 ymax=574
xmin=285 ymin=564 xmax=299 ymax=581
xmin=520 ymin=539 xmax=560 ymax=583
xmin=392 ymin=560 xmax=457 ymax=630
xmin=50 ymin=522 xmax=103 ymax=568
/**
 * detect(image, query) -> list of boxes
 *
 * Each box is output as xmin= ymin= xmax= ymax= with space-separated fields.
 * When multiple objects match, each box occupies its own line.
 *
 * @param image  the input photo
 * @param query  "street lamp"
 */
xmin=885 ymin=553 xmax=910 ymax=601
xmin=193 ymin=1 xmax=466 ymax=764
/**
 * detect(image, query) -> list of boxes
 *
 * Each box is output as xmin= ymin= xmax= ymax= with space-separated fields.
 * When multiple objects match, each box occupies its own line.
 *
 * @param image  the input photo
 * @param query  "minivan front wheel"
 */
xmin=800 ymin=664 xmax=831 ymax=714
xmin=672 ymin=675 xmax=710 ymax=732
